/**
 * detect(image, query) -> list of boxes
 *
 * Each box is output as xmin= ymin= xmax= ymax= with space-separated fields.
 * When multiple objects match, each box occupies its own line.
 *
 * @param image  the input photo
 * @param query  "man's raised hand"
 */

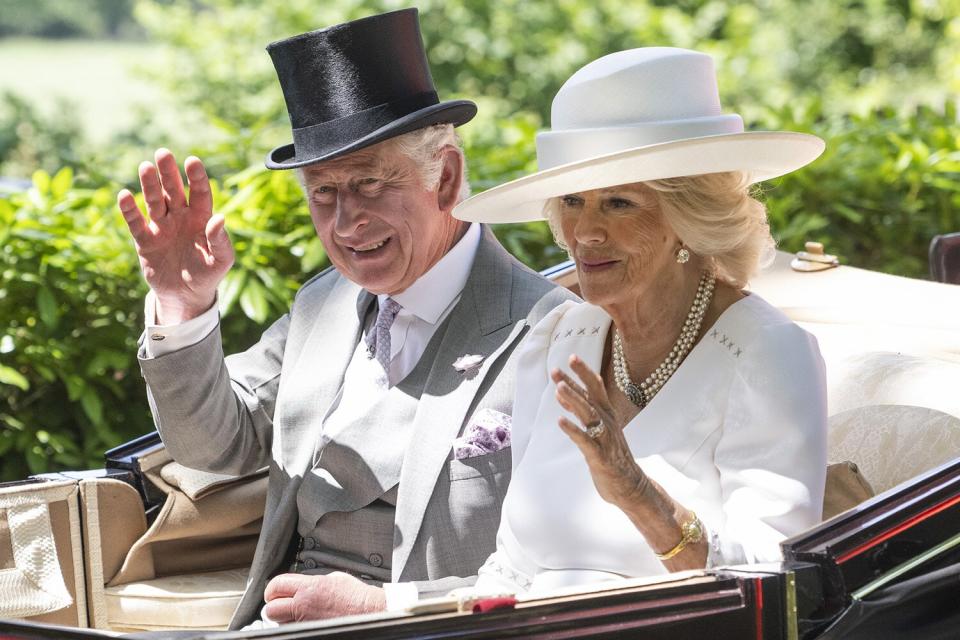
xmin=117 ymin=149 xmax=234 ymax=324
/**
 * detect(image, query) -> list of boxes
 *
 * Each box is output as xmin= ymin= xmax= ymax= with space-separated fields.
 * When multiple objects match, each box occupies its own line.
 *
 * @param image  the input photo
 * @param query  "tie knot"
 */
xmin=365 ymin=297 xmax=402 ymax=367
xmin=381 ymin=297 xmax=402 ymax=321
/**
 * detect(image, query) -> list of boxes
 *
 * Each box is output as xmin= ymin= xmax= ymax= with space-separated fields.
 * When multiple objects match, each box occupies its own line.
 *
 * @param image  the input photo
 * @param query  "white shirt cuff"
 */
xmin=383 ymin=582 xmax=419 ymax=612
xmin=143 ymin=290 xmax=220 ymax=358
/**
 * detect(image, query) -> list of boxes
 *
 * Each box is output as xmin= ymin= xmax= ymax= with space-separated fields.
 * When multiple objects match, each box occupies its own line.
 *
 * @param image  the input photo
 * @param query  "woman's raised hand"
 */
xmin=117 ymin=149 xmax=235 ymax=324
xmin=552 ymin=355 xmax=650 ymax=508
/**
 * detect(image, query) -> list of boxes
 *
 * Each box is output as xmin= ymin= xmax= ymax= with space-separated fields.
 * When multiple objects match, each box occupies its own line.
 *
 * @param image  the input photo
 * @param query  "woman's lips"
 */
xmin=578 ymin=258 xmax=619 ymax=272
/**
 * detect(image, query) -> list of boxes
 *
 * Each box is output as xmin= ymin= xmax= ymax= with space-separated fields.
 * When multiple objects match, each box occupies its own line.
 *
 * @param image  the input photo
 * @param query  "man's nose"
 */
xmin=333 ymin=190 xmax=368 ymax=237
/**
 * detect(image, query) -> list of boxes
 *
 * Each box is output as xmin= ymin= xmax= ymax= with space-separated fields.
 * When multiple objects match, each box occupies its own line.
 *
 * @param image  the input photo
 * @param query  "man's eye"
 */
xmin=316 ymin=185 xmax=334 ymax=194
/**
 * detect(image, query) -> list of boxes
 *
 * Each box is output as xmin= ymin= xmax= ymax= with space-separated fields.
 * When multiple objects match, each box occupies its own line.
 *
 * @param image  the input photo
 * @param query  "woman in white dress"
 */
xmin=452 ymin=47 xmax=829 ymax=594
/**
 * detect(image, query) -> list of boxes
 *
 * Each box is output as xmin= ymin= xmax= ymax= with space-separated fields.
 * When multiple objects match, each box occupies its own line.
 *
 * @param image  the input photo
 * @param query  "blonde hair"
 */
xmin=545 ymin=172 xmax=774 ymax=288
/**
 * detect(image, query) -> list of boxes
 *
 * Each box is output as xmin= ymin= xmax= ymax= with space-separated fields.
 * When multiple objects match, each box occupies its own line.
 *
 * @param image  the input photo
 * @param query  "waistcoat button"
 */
xmin=303 ymin=536 xmax=316 ymax=550
xmin=368 ymin=553 xmax=383 ymax=567
xmin=303 ymin=558 xmax=317 ymax=570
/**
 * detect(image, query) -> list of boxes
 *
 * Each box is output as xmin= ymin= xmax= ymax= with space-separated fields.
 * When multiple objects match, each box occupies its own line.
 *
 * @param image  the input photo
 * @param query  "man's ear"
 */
xmin=435 ymin=145 xmax=464 ymax=214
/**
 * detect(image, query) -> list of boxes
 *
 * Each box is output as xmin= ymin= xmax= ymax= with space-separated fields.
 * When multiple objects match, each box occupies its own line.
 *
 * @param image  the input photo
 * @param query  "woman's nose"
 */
xmin=573 ymin=205 xmax=606 ymax=244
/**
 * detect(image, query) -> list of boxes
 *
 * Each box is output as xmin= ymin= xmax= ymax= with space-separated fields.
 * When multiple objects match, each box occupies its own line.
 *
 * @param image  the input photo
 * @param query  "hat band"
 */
xmin=291 ymin=91 xmax=439 ymax=161
xmin=535 ymin=114 xmax=744 ymax=170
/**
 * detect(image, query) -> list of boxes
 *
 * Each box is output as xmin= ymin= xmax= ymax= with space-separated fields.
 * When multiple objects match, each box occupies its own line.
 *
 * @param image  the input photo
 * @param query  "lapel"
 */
xmin=276 ymin=273 xmax=372 ymax=476
xmin=392 ymin=226 xmax=528 ymax=578
xmin=235 ymin=274 xmax=373 ymax=627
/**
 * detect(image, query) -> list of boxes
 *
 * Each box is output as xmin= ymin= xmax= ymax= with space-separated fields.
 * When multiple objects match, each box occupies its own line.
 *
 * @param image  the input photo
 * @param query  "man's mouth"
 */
xmin=351 ymin=238 xmax=391 ymax=253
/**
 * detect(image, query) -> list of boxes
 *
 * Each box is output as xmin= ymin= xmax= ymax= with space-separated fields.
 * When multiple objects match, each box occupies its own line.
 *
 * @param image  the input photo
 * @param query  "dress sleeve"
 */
xmin=471 ymin=301 xmax=579 ymax=595
xmin=708 ymin=321 xmax=828 ymax=566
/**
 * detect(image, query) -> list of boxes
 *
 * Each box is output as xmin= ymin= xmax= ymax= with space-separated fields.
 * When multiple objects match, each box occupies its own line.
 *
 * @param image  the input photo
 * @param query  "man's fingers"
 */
xmin=263 ymin=573 xmax=306 ymax=601
xmin=138 ymin=161 xmax=167 ymax=220
xmin=117 ymin=190 xmax=148 ymax=240
xmin=185 ymin=155 xmax=213 ymax=216
xmin=155 ymin=148 xmax=187 ymax=209
xmin=262 ymin=598 xmax=295 ymax=624
xmin=204 ymin=214 xmax=233 ymax=264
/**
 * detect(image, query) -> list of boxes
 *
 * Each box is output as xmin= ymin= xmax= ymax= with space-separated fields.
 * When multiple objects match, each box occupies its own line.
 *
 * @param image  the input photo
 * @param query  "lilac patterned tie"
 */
xmin=365 ymin=297 xmax=402 ymax=376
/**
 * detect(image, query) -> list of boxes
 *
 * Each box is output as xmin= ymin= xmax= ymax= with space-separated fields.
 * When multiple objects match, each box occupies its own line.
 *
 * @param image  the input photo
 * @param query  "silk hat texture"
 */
xmin=454 ymin=47 xmax=824 ymax=223
xmin=265 ymin=8 xmax=476 ymax=170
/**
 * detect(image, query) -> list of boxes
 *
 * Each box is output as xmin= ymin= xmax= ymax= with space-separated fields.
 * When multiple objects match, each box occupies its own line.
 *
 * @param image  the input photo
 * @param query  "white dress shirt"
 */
xmin=472 ymin=295 xmax=828 ymax=596
xmin=144 ymin=222 xmax=481 ymax=376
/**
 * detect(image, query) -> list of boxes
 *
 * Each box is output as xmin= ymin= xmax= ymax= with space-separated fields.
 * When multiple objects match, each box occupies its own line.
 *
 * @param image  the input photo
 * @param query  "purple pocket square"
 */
xmin=452 ymin=409 xmax=512 ymax=460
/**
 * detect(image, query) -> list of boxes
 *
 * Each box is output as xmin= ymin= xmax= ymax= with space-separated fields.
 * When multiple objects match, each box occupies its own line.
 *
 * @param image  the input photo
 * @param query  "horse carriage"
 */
xmin=2 ymin=242 xmax=959 ymax=639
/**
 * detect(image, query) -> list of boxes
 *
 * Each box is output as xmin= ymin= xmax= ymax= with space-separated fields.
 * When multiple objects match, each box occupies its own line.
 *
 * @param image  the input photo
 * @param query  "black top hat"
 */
xmin=265 ymin=8 xmax=476 ymax=170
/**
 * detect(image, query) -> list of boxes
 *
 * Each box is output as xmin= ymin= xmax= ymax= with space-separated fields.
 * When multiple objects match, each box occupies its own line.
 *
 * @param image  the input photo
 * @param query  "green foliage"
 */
xmin=0 ymin=92 xmax=86 ymax=178
xmin=0 ymin=0 xmax=140 ymax=38
xmin=0 ymin=162 xmax=319 ymax=481
xmin=0 ymin=168 xmax=149 ymax=480
xmin=4 ymin=0 xmax=960 ymax=478
xmin=761 ymin=100 xmax=960 ymax=277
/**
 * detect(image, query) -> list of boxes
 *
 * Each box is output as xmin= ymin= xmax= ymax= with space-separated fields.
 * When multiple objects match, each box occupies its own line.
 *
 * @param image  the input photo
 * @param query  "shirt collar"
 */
xmin=379 ymin=222 xmax=481 ymax=324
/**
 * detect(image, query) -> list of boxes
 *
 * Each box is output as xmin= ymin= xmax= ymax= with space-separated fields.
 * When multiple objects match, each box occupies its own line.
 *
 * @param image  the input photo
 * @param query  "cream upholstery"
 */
xmin=751 ymin=251 xmax=960 ymax=496
xmin=78 ymin=448 xmax=264 ymax=632
xmin=103 ymin=567 xmax=249 ymax=632
xmin=0 ymin=478 xmax=87 ymax=627
xmin=828 ymin=405 xmax=960 ymax=493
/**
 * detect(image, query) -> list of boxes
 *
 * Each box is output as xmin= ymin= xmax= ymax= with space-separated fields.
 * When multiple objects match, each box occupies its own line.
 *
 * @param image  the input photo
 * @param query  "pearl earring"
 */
xmin=675 ymin=246 xmax=691 ymax=264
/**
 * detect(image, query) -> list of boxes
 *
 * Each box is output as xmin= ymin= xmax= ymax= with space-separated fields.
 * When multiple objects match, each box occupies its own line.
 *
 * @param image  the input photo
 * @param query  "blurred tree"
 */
xmin=0 ymin=0 xmax=140 ymax=38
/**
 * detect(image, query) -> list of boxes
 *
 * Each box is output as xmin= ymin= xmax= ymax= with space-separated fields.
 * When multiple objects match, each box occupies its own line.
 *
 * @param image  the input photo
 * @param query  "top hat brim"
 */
xmin=265 ymin=100 xmax=476 ymax=170
xmin=452 ymin=131 xmax=825 ymax=224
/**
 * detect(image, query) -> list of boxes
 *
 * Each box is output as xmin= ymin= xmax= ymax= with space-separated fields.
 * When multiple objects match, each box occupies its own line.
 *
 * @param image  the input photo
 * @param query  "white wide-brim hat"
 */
xmin=454 ymin=48 xmax=825 ymax=224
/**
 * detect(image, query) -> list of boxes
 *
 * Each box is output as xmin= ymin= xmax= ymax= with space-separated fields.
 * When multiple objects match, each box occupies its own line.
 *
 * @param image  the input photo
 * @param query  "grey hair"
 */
xmin=296 ymin=124 xmax=471 ymax=202
xmin=544 ymin=172 xmax=775 ymax=288
xmin=391 ymin=124 xmax=471 ymax=202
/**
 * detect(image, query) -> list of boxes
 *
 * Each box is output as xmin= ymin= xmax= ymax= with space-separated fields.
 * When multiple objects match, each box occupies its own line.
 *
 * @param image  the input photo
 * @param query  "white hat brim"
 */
xmin=454 ymin=131 xmax=825 ymax=223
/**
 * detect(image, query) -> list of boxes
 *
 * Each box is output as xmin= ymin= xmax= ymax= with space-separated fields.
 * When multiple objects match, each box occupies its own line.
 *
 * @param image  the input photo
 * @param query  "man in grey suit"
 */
xmin=116 ymin=9 xmax=573 ymax=629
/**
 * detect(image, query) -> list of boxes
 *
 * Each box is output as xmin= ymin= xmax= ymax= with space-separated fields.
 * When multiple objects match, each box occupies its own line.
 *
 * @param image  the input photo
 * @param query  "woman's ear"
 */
xmin=435 ymin=145 xmax=464 ymax=214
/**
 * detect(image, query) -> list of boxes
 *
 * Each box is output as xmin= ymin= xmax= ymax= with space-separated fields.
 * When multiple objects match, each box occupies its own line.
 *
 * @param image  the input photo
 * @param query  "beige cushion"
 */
xmin=828 ymin=405 xmax=960 ymax=494
xmin=0 ymin=479 xmax=86 ymax=627
xmin=103 ymin=567 xmax=248 ymax=631
xmin=822 ymin=461 xmax=875 ymax=520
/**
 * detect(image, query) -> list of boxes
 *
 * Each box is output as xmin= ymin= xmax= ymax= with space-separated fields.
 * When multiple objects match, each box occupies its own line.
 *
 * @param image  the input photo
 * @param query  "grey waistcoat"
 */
xmin=294 ymin=317 xmax=441 ymax=582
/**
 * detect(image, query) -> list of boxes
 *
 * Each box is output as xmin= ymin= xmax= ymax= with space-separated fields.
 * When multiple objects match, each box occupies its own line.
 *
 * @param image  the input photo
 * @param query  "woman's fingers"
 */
xmin=555 ymin=380 xmax=599 ymax=428
xmin=558 ymin=416 xmax=598 ymax=454
xmin=569 ymin=355 xmax=611 ymax=405
xmin=550 ymin=367 xmax=589 ymax=399
xmin=155 ymin=148 xmax=188 ymax=210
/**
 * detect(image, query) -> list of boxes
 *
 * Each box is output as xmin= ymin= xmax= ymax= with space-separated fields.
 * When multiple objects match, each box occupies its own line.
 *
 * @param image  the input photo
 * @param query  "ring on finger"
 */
xmin=585 ymin=419 xmax=605 ymax=439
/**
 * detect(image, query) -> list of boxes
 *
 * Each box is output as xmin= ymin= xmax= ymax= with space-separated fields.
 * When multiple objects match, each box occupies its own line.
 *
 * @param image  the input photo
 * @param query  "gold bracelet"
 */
xmin=655 ymin=512 xmax=703 ymax=561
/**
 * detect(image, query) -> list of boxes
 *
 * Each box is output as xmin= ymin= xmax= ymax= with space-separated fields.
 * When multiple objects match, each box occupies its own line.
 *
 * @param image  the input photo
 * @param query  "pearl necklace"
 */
xmin=612 ymin=271 xmax=716 ymax=408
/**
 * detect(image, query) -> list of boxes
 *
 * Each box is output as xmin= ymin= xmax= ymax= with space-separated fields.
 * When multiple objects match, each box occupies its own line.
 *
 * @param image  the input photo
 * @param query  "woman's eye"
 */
xmin=608 ymin=198 xmax=633 ymax=209
xmin=560 ymin=195 xmax=582 ymax=207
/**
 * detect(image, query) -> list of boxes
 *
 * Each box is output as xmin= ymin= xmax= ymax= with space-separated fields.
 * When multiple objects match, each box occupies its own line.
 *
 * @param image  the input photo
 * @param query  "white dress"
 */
xmin=474 ymin=295 xmax=828 ymax=595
